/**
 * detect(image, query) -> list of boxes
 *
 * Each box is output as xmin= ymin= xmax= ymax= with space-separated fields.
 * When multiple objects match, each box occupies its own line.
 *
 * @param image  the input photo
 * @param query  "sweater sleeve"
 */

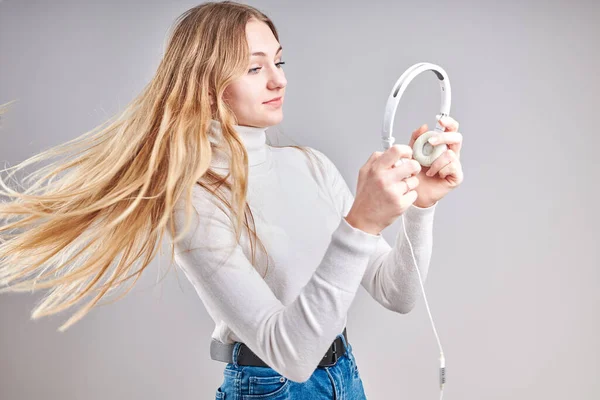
xmin=170 ymin=186 xmax=382 ymax=383
xmin=309 ymin=147 xmax=437 ymax=314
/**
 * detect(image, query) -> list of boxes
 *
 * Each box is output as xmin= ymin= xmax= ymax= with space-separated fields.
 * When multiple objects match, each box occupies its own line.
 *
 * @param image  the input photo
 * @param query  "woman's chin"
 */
xmin=257 ymin=112 xmax=283 ymax=127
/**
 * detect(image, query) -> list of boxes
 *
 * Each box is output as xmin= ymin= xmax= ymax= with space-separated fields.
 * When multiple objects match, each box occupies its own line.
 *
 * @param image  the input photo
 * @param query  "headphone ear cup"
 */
xmin=412 ymin=130 xmax=447 ymax=167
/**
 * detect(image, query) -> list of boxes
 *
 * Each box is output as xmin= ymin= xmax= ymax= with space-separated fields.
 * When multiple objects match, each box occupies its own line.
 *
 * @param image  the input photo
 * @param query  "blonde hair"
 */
xmin=0 ymin=1 xmax=321 ymax=332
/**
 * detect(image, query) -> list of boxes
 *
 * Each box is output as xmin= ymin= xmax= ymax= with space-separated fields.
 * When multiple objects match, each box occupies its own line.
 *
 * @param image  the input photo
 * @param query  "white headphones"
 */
xmin=382 ymin=62 xmax=451 ymax=168
xmin=380 ymin=62 xmax=451 ymax=399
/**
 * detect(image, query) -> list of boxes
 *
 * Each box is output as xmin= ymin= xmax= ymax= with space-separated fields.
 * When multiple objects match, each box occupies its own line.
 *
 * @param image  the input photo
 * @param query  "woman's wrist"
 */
xmin=344 ymin=214 xmax=381 ymax=236
xmin=413 ymin=199 xmax=438 ymax=208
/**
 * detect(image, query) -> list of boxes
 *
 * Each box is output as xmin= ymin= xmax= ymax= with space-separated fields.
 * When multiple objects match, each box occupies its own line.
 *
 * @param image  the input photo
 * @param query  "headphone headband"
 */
xmin=381 ymin=62 xmax=451 ymax=150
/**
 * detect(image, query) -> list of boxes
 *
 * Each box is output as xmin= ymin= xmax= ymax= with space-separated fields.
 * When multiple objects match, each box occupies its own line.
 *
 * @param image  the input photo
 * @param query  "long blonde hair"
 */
xmin=0 ymin=1 xmax=320 ymax=332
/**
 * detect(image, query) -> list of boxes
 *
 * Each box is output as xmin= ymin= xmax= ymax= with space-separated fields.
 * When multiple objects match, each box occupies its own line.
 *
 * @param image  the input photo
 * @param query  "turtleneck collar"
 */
xmin=208 ymin=119 xmax=272 ymax=171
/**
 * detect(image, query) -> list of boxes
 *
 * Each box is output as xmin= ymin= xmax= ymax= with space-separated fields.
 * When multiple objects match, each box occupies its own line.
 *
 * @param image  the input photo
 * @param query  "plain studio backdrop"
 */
xmin=1 ymin=0 xmax=598 ymax=399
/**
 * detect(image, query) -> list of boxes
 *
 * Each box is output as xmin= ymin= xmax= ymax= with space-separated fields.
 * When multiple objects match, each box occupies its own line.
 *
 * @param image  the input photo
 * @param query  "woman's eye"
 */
xmin=248 ymin=61 xmax=286 ymax=74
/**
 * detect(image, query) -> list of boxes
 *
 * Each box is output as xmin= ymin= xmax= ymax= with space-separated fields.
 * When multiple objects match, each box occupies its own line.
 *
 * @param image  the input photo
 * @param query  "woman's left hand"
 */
xmin=409 ymin=116 xmax=464 ymax=208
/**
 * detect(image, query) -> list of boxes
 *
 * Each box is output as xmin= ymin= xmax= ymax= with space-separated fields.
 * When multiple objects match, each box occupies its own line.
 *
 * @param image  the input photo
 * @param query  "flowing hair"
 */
xmin=0 ymin=1 xmax=322 ymax=332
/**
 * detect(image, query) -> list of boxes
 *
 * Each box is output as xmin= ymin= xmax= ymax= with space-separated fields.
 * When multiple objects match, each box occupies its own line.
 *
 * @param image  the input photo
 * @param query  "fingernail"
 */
xmin=428 ymin=137 xmax=437 ymax=144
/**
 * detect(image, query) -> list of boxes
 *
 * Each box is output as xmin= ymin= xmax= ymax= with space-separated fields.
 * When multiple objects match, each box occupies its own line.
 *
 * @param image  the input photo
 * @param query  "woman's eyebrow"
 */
xmin=251 ymin=45 xmax=283 ymax=57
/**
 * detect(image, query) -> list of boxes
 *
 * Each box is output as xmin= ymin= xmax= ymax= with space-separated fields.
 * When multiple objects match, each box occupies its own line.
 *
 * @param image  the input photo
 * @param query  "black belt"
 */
xmin=236 ymin=327 xmax=348 ymax=368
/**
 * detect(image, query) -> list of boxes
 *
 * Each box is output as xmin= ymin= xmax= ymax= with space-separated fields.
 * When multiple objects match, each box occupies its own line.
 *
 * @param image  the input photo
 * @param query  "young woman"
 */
xmin=0 ymin=1 xmax=464 ymax=399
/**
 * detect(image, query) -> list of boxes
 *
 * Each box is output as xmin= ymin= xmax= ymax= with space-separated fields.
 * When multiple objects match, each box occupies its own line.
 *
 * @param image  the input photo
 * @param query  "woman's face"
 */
xmin=221 ymin=19 xmax=287 ymax=128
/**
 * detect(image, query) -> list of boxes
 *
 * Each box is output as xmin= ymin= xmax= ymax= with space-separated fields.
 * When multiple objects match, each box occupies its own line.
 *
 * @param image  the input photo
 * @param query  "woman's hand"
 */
xmin=409 ymin=116 xmax=464 ymax=208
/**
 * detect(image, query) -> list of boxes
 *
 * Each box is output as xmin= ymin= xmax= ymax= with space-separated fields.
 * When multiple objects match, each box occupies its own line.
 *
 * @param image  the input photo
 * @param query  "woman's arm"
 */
xmin=310 ymin=147 xmax=437 ymax=314
xmin=170 ymin=186 xmax=382 ymax=383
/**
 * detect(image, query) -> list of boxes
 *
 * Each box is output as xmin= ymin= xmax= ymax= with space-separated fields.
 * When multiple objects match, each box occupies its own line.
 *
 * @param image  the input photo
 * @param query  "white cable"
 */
xmin=400 ymin=212 xmax=446 ymax=398
xmin=382 ymin=62 xmax=452 ymax=398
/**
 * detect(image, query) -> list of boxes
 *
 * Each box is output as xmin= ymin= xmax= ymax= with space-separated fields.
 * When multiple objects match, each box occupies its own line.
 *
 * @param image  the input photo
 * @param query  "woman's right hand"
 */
xmin=344 ymin=144 xmax=422 ymax=235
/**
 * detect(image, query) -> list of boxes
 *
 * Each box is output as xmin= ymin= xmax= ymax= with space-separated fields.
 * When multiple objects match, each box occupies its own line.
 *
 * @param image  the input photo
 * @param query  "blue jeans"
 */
xmin=215 ymin=332 xmax=367 ymax=399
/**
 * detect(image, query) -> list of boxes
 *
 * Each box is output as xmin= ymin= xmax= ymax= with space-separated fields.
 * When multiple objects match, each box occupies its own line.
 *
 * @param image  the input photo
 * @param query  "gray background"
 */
xmin=1 ymin=0 xmax=599 ymax=399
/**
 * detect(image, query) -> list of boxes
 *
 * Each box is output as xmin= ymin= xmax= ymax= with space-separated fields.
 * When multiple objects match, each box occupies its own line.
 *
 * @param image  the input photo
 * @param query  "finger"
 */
xmin=425 ymin=149 xmax=457 ymax=177
xmin=386 ymin=159 xmax=423 ymax=183
xmin=399 ymin=188 xmax=419 ymax=209
xmin=363 ymin=151 xmax=386 ymax=174
xmin=367 ymin=151 xmax=383 ymax=165
xmin=391 ymin=158 xmax=421 ymax=180
xmin=438 ymin=160 xmax=464 ymax=184
xmin=400 ymin=175 xmax=420 ymax=194
xmin=437 ymin=115 xmax=459 ymax=132
xmin=376 ymin=144 xmax=413 ymax=170
xmin=408 ymin=124 xmax=428 ymax=148
xmin=428 ymin=131 xmax=463 ymax=157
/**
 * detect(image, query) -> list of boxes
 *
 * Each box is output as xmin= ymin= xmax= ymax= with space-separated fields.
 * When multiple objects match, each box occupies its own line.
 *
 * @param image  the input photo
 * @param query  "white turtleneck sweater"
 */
xmin=169 ymin=119 xmax=437 ymax=383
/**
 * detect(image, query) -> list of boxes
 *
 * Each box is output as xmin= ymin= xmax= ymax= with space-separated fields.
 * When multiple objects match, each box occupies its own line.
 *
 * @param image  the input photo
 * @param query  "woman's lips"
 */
xmin=264 ymin=97 xmax=283 ymax=106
